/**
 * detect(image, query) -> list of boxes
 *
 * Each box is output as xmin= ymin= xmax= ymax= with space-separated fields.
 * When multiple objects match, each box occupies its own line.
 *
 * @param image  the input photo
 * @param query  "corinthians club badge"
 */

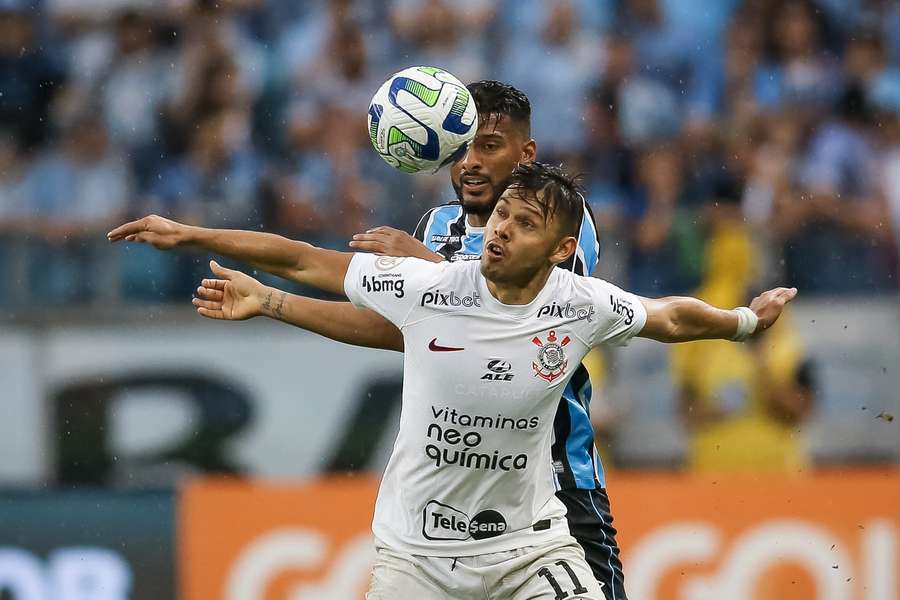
xmin=532 ymin=330 xmax=571 ymax=383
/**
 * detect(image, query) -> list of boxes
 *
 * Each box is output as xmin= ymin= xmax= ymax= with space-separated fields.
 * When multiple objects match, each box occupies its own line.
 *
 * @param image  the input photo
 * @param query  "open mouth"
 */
xmin=485 ymin=240 xmax=504 ymax=259
xmin=462 ymin=175 xmax=489 ymax=195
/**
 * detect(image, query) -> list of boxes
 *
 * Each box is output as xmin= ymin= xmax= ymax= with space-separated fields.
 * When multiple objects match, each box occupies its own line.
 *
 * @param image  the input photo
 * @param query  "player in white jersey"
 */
xmin=123 ymin=162 xmax=795 ymax=598
xmin=109 ymin=81 xmax=632 ymax=597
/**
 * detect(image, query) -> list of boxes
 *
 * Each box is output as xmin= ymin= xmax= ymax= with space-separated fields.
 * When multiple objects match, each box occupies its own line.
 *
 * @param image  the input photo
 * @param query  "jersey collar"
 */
xmin=465 ymin=219 xmax=485 ymax=236
xmin=476 ymin=267 xmax=561 ymax=318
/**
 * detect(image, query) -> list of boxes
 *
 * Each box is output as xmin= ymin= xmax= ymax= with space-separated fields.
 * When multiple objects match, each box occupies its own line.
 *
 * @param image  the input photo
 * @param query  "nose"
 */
xmin=494 ymin=216 xmax=511 ymax=241
xmin=460 ymin=142 xmax=482 ymax=174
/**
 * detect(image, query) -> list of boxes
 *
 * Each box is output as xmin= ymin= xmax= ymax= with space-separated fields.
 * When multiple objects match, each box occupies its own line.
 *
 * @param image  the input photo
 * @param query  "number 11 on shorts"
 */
xmin=537 ymin=559 xmax=590 ymax=599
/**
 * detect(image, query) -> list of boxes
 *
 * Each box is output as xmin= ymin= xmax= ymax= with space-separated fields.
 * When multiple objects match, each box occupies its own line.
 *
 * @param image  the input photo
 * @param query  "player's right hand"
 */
xmin=107 ymin=214 xmax=188 ymax=250
xmin=192 ymin=260 xmax=264 ymax=321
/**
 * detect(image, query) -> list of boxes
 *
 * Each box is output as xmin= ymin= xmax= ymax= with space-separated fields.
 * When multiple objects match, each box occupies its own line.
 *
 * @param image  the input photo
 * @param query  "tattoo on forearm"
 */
xmin=261 ymin=291 xmax=286 ymax=319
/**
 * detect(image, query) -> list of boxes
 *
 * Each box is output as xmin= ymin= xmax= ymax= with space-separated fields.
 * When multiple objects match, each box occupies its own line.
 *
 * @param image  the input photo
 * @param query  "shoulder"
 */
xmin=418 ymin=202 xmax=464 ymax=229
xmin=559 ymin=272 xmax=639 ymax=313
xmin=415 ymin=201 xmax=466 ymax=244
xmin=425 ymin=201 xmax=464 ymax=214
xmin=555 ymin=202 xmax=599 ymax=276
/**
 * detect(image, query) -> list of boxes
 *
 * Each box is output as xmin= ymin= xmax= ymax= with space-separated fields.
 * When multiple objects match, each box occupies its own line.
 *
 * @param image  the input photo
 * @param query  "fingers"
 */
xmin=192 ymin=297 xmax=222 ymax=311
xmin=196 ymin=306 xmax=224 ymax=320
xmin=351 ymin=232 xmax=389 ymax=243
xmin=348 ymin=239 xmax=386 ymax=253
xmin=768 ymin=287 xmax=798 ymax=305
xmin=762 ymin=286 xmax=798 ymax=301
xmin=201 ymin=278 xmax=227 ymax=291
xmin=107 ymin=218 xmax=144 ymax=241
xmin=209 ymin=260 xmax=234 ymax=279
xmin=196 ymin=285 xmax=224 ymax=301
xmin=125 ymin=231 xmax=154 ymax=243
xmin=119 ymin=231 xmax=161 ymax=247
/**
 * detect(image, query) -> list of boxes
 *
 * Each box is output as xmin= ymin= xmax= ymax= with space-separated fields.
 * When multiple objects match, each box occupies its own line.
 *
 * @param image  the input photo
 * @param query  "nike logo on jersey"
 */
xmin=428 ymin=338 xmax=464 ymax=352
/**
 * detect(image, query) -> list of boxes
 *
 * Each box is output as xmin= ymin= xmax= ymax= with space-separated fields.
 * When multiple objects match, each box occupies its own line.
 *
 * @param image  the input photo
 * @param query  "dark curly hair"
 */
xmin=507 ymin=162 xmax=584 ymax=238
xmin=467 ymin=80 xmax=531 ymax=136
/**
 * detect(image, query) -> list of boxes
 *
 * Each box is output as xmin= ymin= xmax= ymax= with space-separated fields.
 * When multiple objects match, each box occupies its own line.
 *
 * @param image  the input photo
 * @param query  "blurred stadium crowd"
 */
xmin=1 ymin=0 xmax=899 ymax=307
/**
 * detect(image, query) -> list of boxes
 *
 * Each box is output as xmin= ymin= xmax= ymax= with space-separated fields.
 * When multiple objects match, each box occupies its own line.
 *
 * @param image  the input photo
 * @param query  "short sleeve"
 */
xmin=343 ymin=254 xmax=440 ymax=327
xmin=585 ymin=279 xmax=648 ymax=347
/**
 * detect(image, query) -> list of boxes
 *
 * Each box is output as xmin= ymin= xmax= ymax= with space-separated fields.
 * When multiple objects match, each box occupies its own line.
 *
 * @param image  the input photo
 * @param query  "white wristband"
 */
xmin=731 ymin=307 xmax=758 ymax=342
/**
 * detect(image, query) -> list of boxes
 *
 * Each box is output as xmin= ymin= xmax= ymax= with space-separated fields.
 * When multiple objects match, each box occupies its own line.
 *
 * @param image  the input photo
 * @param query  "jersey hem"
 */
xmin=372 ymin=520 xmax=574 ymax=558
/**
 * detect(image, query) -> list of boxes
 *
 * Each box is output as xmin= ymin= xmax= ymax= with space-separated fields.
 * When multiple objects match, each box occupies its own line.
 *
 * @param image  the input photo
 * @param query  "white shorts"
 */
xmin=365 ymin=538 xmax=605 ymax=600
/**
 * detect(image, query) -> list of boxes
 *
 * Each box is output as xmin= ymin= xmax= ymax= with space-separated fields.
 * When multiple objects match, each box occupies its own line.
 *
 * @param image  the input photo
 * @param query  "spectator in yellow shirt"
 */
xmin=673 ymin=179 xmax=816 ymax=472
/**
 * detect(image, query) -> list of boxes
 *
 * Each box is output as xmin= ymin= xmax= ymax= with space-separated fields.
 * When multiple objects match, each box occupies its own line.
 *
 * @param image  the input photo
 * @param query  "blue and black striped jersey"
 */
xmin=413 ymin=201 xmax=607 ymax=489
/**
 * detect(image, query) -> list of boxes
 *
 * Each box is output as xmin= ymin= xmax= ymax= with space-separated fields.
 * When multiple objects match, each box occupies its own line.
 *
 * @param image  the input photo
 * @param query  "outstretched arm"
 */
xmin=191 ymin=261 xmax=404 ymax=351
xmin=108 ymin=215 xmax=349 ymax=294
xmin=638 ymin=287 xmax=797 ymax=343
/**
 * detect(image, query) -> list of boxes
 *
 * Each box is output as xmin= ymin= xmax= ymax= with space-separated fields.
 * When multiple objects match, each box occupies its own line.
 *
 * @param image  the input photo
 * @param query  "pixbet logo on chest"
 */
xmin=537 ymin=301 xmax=595 ymax=322
xmin=421 ymin=289 xmax=481 ymax=308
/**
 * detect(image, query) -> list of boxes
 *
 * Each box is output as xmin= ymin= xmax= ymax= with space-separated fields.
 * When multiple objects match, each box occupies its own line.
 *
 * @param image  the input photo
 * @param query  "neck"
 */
xmin=485 ymin=263 xmax=554 ymax=305
xmin=466 ymin=212 xmax=490 ymax=228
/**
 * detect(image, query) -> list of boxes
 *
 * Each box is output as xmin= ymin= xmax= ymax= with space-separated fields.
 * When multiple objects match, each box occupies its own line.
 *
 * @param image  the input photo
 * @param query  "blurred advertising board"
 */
xmin=180 ymin=477 xmax=377 ymax=600
xmin=180 ymin=472 xmax=900 ymax=600
xmin=2 ymin=298 xmax=900 ymax=487
xmin=613 ymin=471 xmax=899 ymax=600
xmin=0 ymin=319 xmax=403 ymax=486
xmin=0 ymin=490 xmax=175 ymax=599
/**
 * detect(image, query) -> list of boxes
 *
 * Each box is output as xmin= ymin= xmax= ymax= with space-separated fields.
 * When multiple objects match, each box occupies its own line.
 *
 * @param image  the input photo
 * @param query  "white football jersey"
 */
xmin=344 ymin=254 xmax=647 ymax=557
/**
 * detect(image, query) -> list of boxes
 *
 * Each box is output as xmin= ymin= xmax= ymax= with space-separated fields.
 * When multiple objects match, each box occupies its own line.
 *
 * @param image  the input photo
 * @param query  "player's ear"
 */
xmin=549 ymin=236 xmax=577 ymax=267
xmin=521 ymin=138 xmax=536 ymax=163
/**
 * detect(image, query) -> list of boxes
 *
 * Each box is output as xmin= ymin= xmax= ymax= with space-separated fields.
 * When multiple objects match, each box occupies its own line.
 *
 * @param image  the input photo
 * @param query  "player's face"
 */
xmin=481 ymin=189 xmax=569 ymax=285
xmin=450 ymin=115 xmax=536 ymax=216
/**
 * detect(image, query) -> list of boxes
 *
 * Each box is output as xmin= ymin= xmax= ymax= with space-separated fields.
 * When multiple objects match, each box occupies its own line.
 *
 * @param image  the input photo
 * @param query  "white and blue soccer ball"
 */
xmin=367 ymin=66 xmax=478 ymax=173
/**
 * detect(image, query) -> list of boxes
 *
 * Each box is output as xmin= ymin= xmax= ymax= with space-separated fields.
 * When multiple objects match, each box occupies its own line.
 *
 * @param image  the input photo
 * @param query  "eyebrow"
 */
xmin=475 ymin=132 xmax=505 ymax=141
xmin=515 ymin=199 xmax=545 ymax=220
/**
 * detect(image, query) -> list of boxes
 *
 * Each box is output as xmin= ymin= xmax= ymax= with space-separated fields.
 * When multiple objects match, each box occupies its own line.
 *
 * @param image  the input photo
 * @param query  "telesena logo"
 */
xmin=421 ymin=289 xmax=482 ymax=308
xmin=537 ymin=301 xmax=595 ymax=322
xmin=610 ymin=294 xmax=634 ymax=325
xmin=422 ymin=501 xmax=508 ymax=541
xmin=362 ymin=275 xmax=405 ymax=298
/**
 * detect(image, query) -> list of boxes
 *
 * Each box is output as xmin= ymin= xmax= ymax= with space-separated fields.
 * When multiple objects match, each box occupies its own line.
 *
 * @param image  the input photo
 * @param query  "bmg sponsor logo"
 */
xmin=537 ymin=301 xmax=595 ymax=322
xmin=610 ymin=294 xmax=634 ymax=325
xmin=422 ymin=500 xmax=507 ymax=541
xmin=420 ymin=289 xmax=481 ymax=308
xmin=362 ymin=275 xmax=405 ymax=298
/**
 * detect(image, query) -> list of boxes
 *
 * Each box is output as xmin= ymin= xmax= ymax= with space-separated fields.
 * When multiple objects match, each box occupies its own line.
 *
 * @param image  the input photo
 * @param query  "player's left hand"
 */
xmin=749 ymin=287 xmax=798 ymax=334
xmin=349 ymin=226 xmax=443 ymax=262
xmin=192 ymin=260 xmax=264 ymax=321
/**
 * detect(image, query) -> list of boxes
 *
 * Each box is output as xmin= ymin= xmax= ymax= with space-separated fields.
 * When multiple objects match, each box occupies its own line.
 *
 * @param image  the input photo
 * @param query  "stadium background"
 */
xmin=1 ymin=0 xmax=899 ymax=598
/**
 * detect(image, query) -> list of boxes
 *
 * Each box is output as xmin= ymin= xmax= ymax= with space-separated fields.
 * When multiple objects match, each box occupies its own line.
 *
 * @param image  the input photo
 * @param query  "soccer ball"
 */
xmin=367 ymin=66 xmax=478 ymax=174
